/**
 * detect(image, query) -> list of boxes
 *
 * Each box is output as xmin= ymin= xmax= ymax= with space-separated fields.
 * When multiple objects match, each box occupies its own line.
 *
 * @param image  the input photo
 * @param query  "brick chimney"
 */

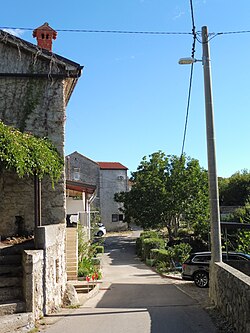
xmin=33 ymin=22 xmax=57 ymax=52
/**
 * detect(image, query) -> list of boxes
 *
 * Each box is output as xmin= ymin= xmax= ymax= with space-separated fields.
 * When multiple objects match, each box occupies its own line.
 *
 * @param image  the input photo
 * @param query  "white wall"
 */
xmin=66 ymin=195 xmax=85 ymax=215
xmin=99 ymin=169 xmax=128 ymax=231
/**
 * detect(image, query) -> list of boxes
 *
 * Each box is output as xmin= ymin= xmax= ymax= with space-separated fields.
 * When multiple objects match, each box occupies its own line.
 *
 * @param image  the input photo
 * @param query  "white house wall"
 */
xmin=66 ymin=195 xmax=85 ymax=215
xmin=100 ymin=169 xmax=128 ymax=231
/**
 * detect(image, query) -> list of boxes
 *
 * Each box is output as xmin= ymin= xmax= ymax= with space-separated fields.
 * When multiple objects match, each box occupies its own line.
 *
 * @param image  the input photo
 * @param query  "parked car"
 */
xmin=182 ymin=251 xmax=250 ymax=288
xmin=94 ymin=223 xmax=106 ymax=237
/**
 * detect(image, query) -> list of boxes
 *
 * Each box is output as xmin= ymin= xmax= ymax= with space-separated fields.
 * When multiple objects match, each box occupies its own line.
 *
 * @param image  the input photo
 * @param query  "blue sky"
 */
xmin=2 ymin=1 xmax=250 ymax=177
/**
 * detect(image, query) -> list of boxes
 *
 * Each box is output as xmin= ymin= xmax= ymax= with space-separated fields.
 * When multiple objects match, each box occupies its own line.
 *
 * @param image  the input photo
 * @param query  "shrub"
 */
xmin=94 ymin=246 xmax=104 ymax=255
xmin=136 ymin=231 xmax=162 ymax=256
xmin=91 ymin=257 xmax=101 ymax=266
xmin=142 ymin=237 xmax=165 ymax=260
xmin=155 ymin=261 xmax=170 ymax=274
xmin=140 ymin=230 xmax=160 ymax=240
xmin=78 ymin=257 xmax=101 ymax=279
xmin=136 ymin=237 xmax=143 ymax=256
xmin=170 ymin=243 xmax=192 ymax=265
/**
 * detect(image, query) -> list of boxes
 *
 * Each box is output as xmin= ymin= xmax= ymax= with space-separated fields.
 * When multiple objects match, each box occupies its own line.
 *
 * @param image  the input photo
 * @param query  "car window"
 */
xmin=227 ymin=255 xmax=248 ymax=261
xmin=192 ymin=255 xmax=211 ymax=263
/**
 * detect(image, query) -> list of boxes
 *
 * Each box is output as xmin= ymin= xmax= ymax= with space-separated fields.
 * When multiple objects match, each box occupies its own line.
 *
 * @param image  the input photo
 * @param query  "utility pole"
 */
xmin=202 ymin=26 xmax=222 ymax=262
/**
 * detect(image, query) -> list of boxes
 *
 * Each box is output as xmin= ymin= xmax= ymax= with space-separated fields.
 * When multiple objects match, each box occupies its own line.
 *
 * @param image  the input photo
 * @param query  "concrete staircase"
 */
xmin=0 ymin=247 xmax=26 ymax=316
xmin=73 ymin=281 xmax=96 ymax=294
xmin=66 ymin=228 xmax=78 ymax=281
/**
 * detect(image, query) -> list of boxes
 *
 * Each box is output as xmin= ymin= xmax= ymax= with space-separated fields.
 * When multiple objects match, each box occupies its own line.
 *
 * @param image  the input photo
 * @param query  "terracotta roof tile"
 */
xmin=97 ymin=162 xmax=128 ymax=170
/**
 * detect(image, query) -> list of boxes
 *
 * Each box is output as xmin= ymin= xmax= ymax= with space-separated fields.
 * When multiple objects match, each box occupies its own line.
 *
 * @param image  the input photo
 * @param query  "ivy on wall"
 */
xmin=0 ymin=121 xmax=63 ymax=186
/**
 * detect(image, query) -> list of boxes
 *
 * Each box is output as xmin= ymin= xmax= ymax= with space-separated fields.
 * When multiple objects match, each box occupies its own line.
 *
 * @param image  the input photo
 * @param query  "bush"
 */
xmin=155 ymin=261 xmax=170 ymax=273
xmin=142 ymin=237 xmax=165 ymax=260
xmin=136 ymin=237 xmax=143 ymax=256
xmin=169 ymin=243 xmax=192 ymax=265
xmin=91 ymin=257 xmax=101 ymax=266
xmin=140 ymin=230 xmax=160 ymax=239
xmin=150 ymin=248 xmax=171 ymax=262
xmin=94 ymin=246 xmax=104 ymax=255
xmin=136 ymin=231 xmax=162 ymax=256
xmin=78 ymin=257 xmax=101 ymax=279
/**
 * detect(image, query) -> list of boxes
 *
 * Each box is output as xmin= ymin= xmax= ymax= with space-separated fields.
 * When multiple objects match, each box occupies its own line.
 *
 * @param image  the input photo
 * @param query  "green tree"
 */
xmin=115 ymin=151 xmax=209 ymax=240
xmin=219 ymin=170 xmax=250 ymax=206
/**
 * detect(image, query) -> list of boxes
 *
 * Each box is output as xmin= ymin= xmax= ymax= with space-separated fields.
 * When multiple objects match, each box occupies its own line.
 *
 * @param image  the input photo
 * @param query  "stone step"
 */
xmin=67 ymin=275 xmax=78 ymax=281
xmin=0 ymin=277 xmax=22 ymax=288
xmin=66 ymin=250 xmax=77 ymax=258
xmin=0 ymin=265 xmax=22 ymax=277
xmin=0 ymin=287 xmax=23 ymax=302
xmin=74 ymin=284 xmax=96 ymax=294
xmin=0 ymin=300 xmax=26 ymax=316
xmin=67 ymin=269 xmax=77 ymax=273
xmin=66 ymin=261 xmax=77 ymax=266
xmin=0 ymin=255 xmax=22 ymax=265
xmin=0 ymin=240 xmax=34 ymax=255
xmin=1 ymin=312 xmax=34 ymax=333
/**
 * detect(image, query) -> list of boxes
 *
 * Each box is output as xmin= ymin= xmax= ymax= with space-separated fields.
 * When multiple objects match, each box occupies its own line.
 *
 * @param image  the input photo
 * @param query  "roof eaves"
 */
xmin=0 ymin=29 xmax=82 ymax=71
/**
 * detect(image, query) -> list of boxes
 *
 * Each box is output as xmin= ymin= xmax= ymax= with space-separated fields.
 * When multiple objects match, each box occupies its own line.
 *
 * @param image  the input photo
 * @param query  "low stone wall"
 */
xmin=210 ymin=262 xmax=250 ymax=333
xmin=23 ymin=250 xmax=44 ymax=320
xmin=23 ymin=224 xmax=67 ymax=319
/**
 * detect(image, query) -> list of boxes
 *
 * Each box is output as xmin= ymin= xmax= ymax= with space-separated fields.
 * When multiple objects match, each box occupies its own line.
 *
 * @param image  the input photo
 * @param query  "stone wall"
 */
xmin=0 ymin=36 xmax=67 ymax=238
xmin=210 ymin=262 xmax=250 ymax=333
xmin=23 ymin=224 xmax=67 ymax=319
xmin=23 ymin=249 xmax=44 ymax=320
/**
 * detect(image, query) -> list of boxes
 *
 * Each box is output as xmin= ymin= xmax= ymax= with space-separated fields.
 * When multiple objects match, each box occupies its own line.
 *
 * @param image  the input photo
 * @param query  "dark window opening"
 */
xmin=112 ymin=214 xmax=124 ymax=222
xmin=41 ymin=33 xmax=45 ymax=39
xmin=112 ymin=214 xmax=118 ymax=222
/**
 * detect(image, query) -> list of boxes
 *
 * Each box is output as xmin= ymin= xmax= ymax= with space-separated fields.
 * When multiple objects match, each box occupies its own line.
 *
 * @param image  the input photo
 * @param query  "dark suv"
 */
xmin=182 ymin=251 xmax=250 ymax=288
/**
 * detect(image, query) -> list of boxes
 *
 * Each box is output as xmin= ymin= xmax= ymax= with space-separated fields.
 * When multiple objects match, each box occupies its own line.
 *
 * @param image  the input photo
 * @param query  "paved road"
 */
xmin=42 ymin=232 xmax=217 ymax=333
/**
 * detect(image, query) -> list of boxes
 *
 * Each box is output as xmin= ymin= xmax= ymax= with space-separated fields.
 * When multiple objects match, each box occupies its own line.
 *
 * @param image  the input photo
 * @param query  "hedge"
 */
xmin=136 ymin=231 xmax=161 ymax=256
xmin=141 ymin=237 xmax=165 ymax=260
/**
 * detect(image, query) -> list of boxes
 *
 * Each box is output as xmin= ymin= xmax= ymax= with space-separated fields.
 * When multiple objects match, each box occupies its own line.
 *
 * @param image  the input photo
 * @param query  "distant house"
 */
xmin=66 ymin=179 xmax=96 ymax=238
xmin=0 ymin=23 xmax=82 ymax=320
xmin=66 ymin=152 xmax=129 ymax=231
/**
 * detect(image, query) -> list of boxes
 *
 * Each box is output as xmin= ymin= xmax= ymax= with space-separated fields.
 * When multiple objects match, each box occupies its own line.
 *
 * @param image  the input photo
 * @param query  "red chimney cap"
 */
xmin=33 ymin=22 xmax=57 ymax=51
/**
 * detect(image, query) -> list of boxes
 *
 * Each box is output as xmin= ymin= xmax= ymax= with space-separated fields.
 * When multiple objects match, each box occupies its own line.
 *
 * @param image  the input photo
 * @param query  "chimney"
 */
xmin=33 ymin=22 xmax=57 ymax=52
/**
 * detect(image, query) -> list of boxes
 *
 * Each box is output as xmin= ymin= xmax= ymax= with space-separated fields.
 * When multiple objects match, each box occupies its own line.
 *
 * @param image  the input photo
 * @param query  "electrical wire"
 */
xmin=0 ymin=26 xmax=192 ymax=35
xmin=1 ymin=26 xmax=250 ymax=37
xmin=180 ymin=0 xmax=196 ymax=157
xmin=181 ymin=63 xmax=194 ymax=157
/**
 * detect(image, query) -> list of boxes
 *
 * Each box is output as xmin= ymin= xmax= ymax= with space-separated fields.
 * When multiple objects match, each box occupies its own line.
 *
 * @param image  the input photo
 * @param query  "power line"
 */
xmin=2 ymin=26 xmax=250 ymax=36
xmin=181 ymin=63 xmax=194 ymax=157
xmin=0 ymin=26 xmax=192 ymax=35
xmin=180 ymin=0 xmax=196 ymax=157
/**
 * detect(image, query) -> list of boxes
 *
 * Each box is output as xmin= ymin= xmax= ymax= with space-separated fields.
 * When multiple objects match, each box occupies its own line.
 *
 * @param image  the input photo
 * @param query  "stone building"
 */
xmin=66 ymin=152 xmax=129 ymax=231
xmin=0 ymin=23 xmax=82 ymax=322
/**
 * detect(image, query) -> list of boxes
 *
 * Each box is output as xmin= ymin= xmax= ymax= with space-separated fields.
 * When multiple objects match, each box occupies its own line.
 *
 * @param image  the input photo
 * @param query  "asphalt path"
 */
xmin=42 ymin=232 xmax=217 ymax=333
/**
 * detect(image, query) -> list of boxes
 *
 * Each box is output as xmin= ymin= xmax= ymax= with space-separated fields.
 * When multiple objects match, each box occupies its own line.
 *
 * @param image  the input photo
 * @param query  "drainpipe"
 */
xmin=86 ymin=190 xmax=97 ymax=240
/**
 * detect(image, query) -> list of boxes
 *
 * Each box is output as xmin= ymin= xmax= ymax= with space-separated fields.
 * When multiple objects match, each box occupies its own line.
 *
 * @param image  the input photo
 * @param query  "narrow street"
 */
xmin=41 ymin=232 xmax=217 ymax=333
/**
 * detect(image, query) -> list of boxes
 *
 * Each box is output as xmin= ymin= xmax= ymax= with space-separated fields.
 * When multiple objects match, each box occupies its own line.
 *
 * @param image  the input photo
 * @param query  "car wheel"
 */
xmin=97 ymin=230 xmax=104 ymax=237
xmin=193 ymin=271 xmax=209 ymax=288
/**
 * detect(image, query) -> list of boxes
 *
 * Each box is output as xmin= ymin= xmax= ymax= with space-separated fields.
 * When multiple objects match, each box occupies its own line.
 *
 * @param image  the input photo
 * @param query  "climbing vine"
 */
xmin=0 ymin=121 xmax=63 ymax=186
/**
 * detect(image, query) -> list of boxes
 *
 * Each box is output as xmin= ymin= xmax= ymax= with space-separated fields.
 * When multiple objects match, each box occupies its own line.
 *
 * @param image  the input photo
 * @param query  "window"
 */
xmin=112 ymin=214 xmax=118 ymax=222
xmin=73 ymin=168 xmax=80 ymax=180
xmin=192 ymin=255 xmax=211 ymax=263
xmin=112 ymin=214 xmax=124 ymax=222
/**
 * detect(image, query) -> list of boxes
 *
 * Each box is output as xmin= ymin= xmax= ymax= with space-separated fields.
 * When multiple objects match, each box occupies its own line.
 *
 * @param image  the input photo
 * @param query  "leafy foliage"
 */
xmin=219 ymin=170 xmax=250 ymax=206
xmin=115 ymin=151 xmax=209 ymax=240
xmin=141 ymin=237 xmax=165 ymax=260
xmin=0 ymin=121 xmax=63 ymax=185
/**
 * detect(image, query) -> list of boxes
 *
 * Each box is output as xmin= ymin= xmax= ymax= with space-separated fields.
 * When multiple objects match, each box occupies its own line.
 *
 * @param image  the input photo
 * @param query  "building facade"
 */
xmin=66 ymin=152 xmax=129 ymax=231
xmin=0 ymin=23 xmax=82 ymax=318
